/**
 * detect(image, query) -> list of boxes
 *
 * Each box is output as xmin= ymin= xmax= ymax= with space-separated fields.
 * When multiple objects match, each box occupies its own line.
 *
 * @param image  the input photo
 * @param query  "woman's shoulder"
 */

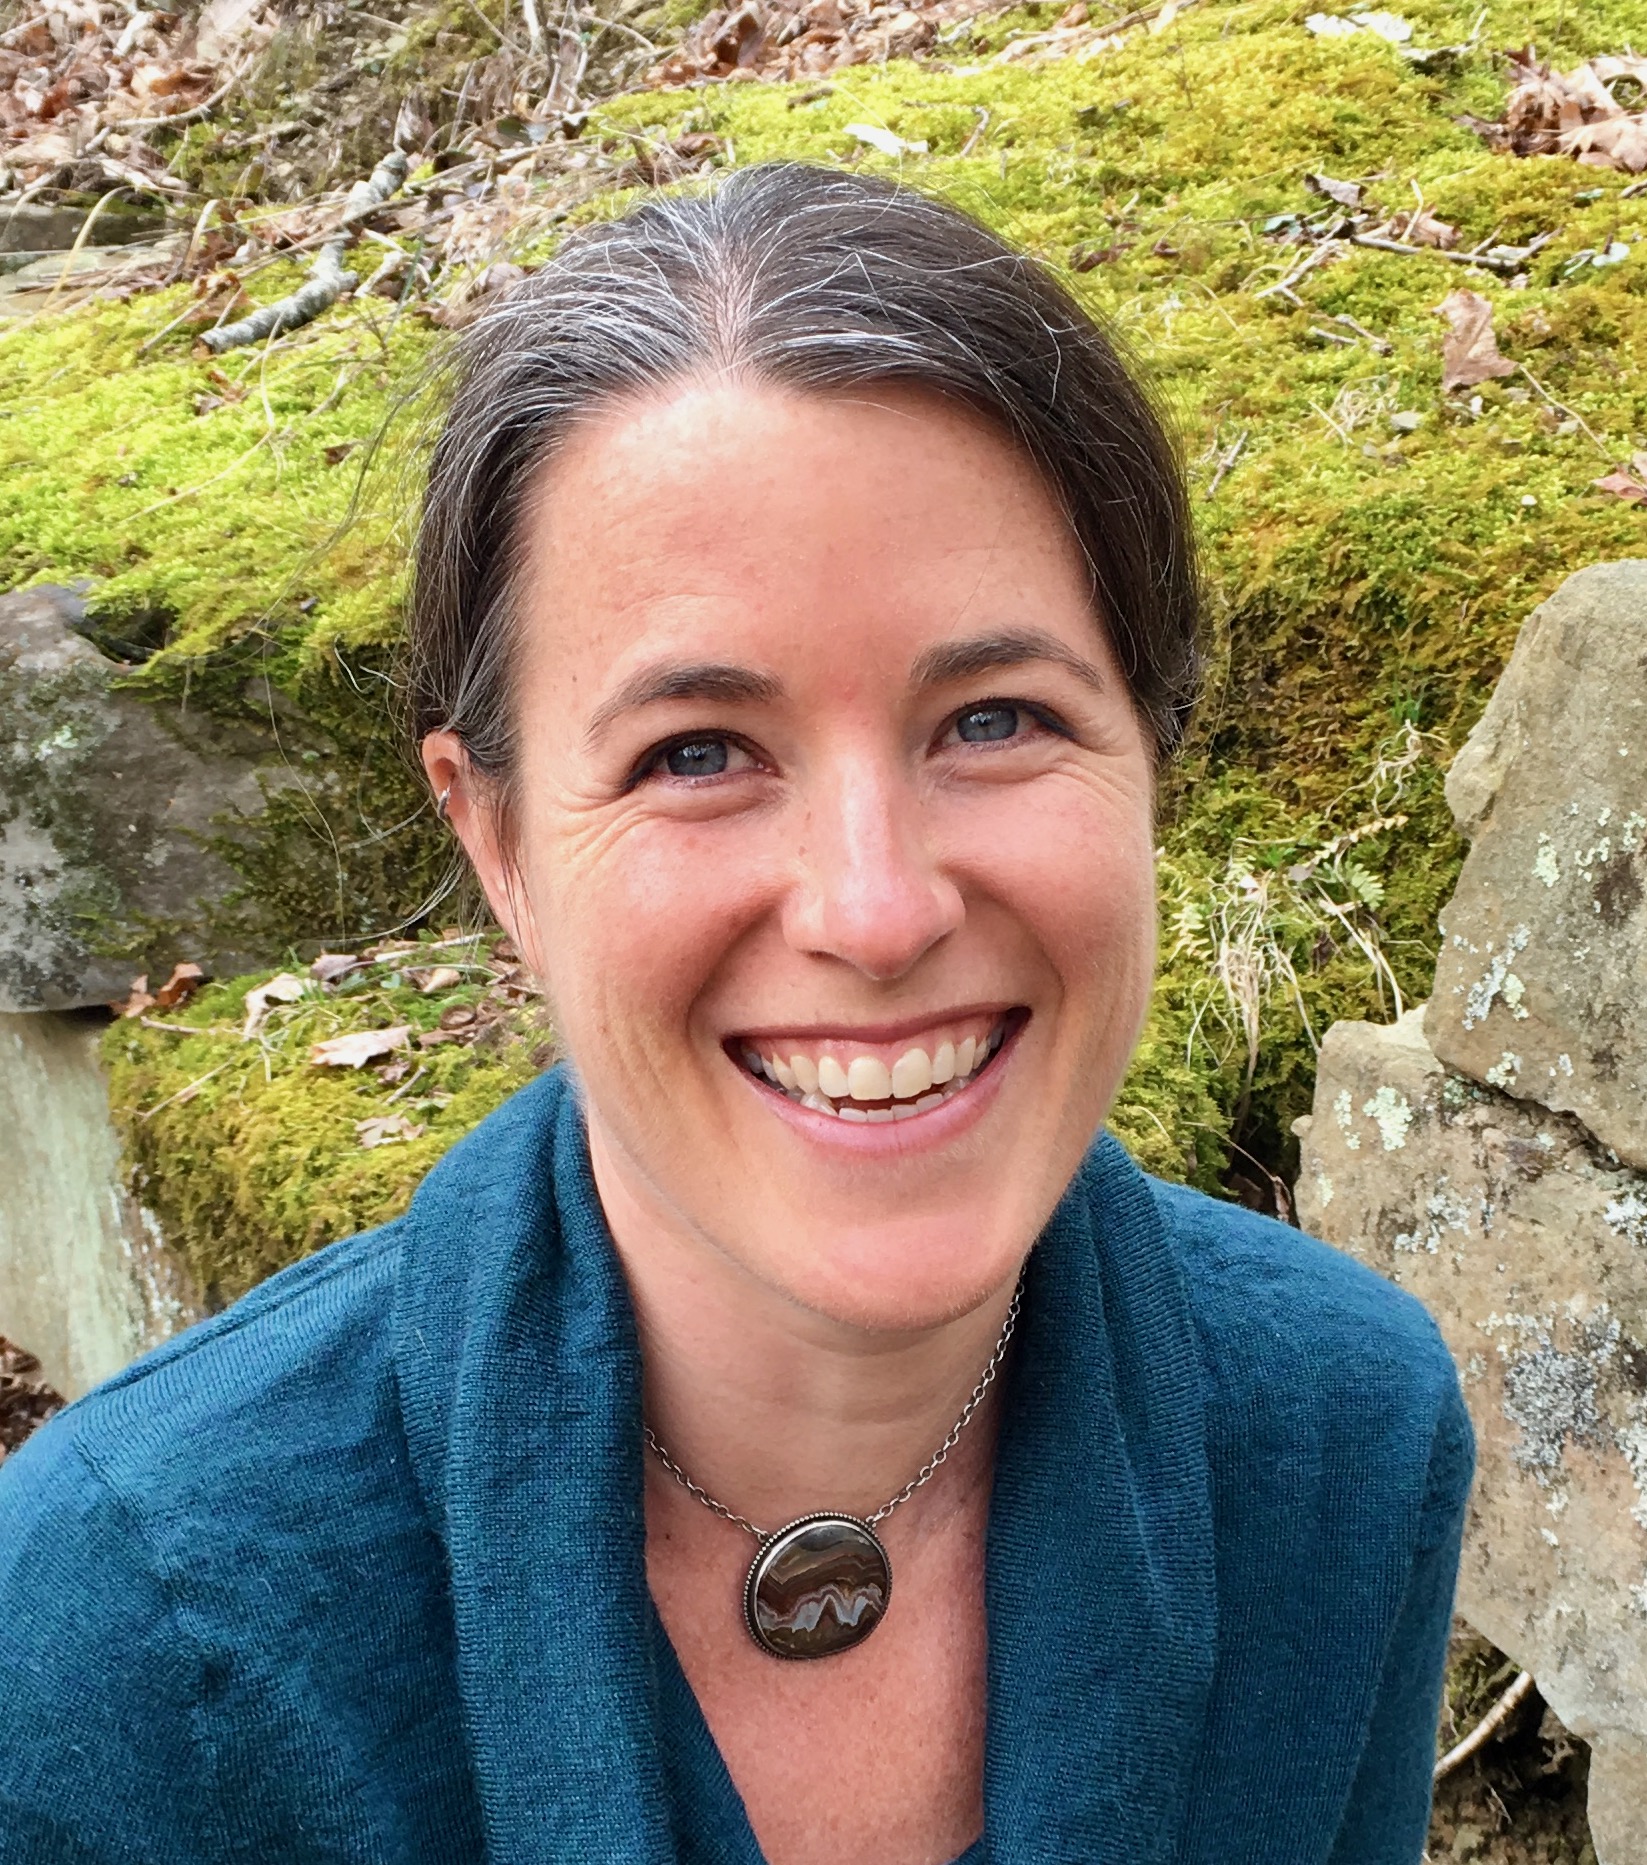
xmin=1143 ymin=1171 xmax=1472 ymax=1539
xmin=0 ymin=1214 xmax=415 ymax=1605
xmin=1150 ymin=1172 xmax=1454 ymax=1381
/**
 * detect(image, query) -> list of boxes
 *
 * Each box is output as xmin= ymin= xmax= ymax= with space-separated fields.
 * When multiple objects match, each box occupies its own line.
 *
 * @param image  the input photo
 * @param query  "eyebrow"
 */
xmin=911 ymin=628 xmax=1108 ymax=696
xmin=584 ymin=661 xmax=783 ymax=743
xmin=583 ymin=628 xmax=1106 ymax=745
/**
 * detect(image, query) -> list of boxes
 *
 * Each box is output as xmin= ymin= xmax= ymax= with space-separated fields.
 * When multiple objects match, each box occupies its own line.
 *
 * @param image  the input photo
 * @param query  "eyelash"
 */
xmin=628 ymin=699 xmax=1074 ymax=789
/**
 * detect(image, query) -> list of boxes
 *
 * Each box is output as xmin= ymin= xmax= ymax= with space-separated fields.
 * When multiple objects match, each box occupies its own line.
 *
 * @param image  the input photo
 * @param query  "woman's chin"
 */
xmin=724 ymin=1205 xmax=1033 ymax=1335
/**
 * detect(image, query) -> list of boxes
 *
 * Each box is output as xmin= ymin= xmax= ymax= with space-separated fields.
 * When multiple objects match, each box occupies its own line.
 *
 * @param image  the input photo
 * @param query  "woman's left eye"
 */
xmin=954 ymin=704 xmax=1025 ymax=743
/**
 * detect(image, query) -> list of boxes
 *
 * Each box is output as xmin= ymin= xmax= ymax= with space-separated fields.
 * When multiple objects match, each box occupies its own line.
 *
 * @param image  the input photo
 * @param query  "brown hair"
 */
xmin=407 ymin=162 xmax=1201 ymax=793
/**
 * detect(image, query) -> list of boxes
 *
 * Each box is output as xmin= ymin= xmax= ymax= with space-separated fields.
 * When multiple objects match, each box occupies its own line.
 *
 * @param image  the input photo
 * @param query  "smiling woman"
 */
xmin=0 ymin=167 xmax=1471 ymax=1865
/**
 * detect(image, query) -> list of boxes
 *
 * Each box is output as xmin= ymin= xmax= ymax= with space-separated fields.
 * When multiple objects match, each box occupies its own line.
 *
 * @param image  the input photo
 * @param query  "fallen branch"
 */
xmin=1433 ymin=1670 xmax=1536 ymax=1784
xmin=201 ymin=150 xmax=407 ymax=355
xmin=1349 ymin=231 xmax=1543 ymax=276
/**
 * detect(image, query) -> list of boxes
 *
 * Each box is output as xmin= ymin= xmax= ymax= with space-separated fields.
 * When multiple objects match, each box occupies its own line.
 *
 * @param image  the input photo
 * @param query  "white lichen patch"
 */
xmin=1605 ymin=1191 xmax=1647 ymax=1252
xmin=1315 ymin=1172 xmax=1334 ymax=1208
xmin=1501 ymin=973 xmax=1528 ymax=1017
xmin=1485 ymin=1051 xmax=1523 ymax=1089
xmin=1618 ymin=1401 xmax=1647 ymax=1532
xmin=1332 ymin=1088 xmax=1361 ymax=1151
xmin=1542 ymin=1526 xmax=1561 ymax=1547
xmin=1362 ymin=1085 xmax=1413 ymax=1150
xmin=1464 ymin=924 xmax=1532 ymax=1031
xmin=1394 ymin=1180 xmax=1472 ymax=1255
xmin=1534 ymin=834 xmax=1562 ymax=888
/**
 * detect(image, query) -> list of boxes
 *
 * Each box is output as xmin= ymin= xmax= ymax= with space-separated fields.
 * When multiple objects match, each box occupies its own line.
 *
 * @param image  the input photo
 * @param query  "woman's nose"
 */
xmin=781 ymin=770 xmax=965 ymax=981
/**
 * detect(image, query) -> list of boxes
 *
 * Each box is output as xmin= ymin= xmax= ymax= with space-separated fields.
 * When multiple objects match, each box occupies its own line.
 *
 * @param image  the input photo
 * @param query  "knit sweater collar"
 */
xmin=391 ymin=1065 xmax=1215 ymax=1863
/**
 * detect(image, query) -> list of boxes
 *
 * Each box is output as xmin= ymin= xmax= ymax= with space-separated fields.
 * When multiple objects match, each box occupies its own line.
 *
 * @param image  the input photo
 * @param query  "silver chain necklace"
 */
xmin=644 ymin=1276 xmax=1022 ymax=1661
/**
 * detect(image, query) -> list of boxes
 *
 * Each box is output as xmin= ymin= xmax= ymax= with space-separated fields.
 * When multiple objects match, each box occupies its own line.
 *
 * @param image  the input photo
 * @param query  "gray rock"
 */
xmin=0 ymin=584 xmax=304 ymax=1010
xmin=0 ymin=1009 xmax=202 ymax=1397
xmin=0 ymin=201 xmax=167 ymax=256
xmin=1426 ymin=559 xmax=1647 ymax=1169
xmin=1297 ymin=1008 xmax=1647 ymax=1861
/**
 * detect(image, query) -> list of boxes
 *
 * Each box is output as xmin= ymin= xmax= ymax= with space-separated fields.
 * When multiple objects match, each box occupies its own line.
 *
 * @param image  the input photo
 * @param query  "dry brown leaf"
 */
xmin=1389 ymin=205 xmax=1459 ymax=249
xmin=242 ymin=971 xmax=308 ymax=1039
xmin=112 ymin=973 xmax=154 ymax=1018
xmin=1306 ymin=172 xmax=1363 ymax=210
xmin=309 ymin=951 xmax=363 ymax=984
xmin=1437 ymin=289 xmax=1517 ymax=392
xmin=310 ymin=1025 xmax=413 ymax=1068
xmin=355 ymin=1112 xmax=426 ymax=1148
xmin=1564 ymin=114 xmax=1647 ymax=172
xmin=1485 ymin=46 xmax=1647 ymax=173
xmin=1593 ymin=470 xmax=1647 ymax=504
xmin=153 ymin=961 xmax=206 ymax=1009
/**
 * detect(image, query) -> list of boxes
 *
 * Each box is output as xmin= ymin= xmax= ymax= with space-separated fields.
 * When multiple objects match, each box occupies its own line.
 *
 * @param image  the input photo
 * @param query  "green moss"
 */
xmin=103 ymin=942 xmax=549 ymax=1300
xmin=20 ymin=0 xmax=1647 ymax=1279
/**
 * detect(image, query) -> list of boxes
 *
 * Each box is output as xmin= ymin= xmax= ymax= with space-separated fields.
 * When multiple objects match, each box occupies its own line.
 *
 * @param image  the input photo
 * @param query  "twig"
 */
xmin=1349 ymin=232 xmax=1523 ymax=275
xmin=1434 ymin=1671 xmax=1536 ymax=1783
xmin=521 ymin=0 xmax=547 ymax=56
xmin=137 ymin=1057 xmax=236 ymax=1118
xmin=1254 ymin=239 xmax=1338 ymax=302
xmin=39 ymin=187 xmax=123 ymax=313
xmin=116 ymin=61 xmax=250 ymax=131
xmin=1332 ymin=312 xmax=1392 ymax=354
xmin=959 ymin=105 xmax=990 ymax=158
xmin=1204 ymin=428 xmax=1247 ymax=500
xmin=202 ymin=150 xmax=407 ymax=354
xmin=384 ymin=1064 xmax=429 ymax=1105
xmin=1518 ymin=364 xmax=1612 ymax=462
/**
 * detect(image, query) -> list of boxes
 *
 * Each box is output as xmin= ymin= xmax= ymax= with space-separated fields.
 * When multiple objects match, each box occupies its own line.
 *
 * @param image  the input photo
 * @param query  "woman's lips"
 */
xmin=730 ymin=1009 xmax=1027 ymax=1123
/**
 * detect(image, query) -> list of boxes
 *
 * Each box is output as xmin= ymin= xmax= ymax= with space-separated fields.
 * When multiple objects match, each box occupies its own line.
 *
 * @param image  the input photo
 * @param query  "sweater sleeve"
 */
xmin=1325 ymin=1375 xmax=1475 ymax=1865
xmin=0 ymin=1420 xmax=212 ymax=1864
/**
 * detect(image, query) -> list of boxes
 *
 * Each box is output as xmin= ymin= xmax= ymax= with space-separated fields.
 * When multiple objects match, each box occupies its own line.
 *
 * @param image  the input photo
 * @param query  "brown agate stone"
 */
xmin=743 ymin=1514 xmax=892 ymax=1660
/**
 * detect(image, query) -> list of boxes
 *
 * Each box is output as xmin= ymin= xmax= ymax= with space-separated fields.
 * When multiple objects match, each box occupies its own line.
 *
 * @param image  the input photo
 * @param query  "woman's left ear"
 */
xmin=419 ymin=730 xmax=539 ymax=964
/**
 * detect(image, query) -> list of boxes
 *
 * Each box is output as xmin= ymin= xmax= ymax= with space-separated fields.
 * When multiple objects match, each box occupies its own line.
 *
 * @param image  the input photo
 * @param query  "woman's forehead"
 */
xmin=513 ymin=377 xmax=1106 ymax=695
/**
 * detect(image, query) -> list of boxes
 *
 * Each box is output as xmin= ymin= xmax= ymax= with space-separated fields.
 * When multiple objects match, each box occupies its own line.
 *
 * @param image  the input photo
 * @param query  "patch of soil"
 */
xmin=0 ymin=1334 xmax=64 ymax=1462
xmin=1428 ymin=1627 xmax=1596 ymax=1864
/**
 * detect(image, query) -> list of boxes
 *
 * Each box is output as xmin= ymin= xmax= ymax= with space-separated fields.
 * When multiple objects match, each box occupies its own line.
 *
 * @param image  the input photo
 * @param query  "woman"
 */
xmin=0 ymin=165 xmax=1471 ymax=1864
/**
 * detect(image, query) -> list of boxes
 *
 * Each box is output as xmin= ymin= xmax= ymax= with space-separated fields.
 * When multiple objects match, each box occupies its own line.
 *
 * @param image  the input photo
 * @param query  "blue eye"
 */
xmin=955 ymin=705 xmax=1023 ymax=743
xmin=661 ymin=737 xmax=730 ymax=777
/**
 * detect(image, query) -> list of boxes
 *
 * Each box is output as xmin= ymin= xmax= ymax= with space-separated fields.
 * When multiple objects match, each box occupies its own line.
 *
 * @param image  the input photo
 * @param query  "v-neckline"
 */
xmin=648 ymin=1598 xmax=988 ymax=1865
xmin=393 ymin=1069 xmax=1217 ymax=1863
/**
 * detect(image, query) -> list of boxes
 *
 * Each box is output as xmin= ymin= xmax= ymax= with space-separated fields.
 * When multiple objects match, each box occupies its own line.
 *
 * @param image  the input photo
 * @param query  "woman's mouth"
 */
xmin=731 ymin=1010 xmax=1026 ymax=1122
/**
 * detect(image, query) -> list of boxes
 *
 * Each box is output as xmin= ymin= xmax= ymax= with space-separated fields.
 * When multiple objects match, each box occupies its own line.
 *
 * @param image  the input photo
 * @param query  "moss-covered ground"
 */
xmin=7 ymin=0 xmax=1642 ymax=1280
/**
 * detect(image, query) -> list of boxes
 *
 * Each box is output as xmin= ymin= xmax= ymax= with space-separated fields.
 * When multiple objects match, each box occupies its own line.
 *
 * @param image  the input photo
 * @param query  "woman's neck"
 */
xmin=587 ymin=1115 xmax=1018 ymax=1533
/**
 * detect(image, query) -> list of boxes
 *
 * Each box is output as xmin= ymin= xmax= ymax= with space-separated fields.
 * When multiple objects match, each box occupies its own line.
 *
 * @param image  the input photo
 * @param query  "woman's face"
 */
xmin=432 ymin=379 xmax=1158 ymax=1331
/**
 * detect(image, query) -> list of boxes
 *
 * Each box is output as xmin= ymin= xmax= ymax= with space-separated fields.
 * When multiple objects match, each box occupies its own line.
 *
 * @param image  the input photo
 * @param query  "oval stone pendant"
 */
xmin=743 ymin=1513 xmax=892 ymax=1660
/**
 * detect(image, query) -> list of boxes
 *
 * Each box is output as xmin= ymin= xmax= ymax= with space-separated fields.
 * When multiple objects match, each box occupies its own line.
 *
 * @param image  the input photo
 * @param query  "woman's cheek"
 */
xmin=539 ymin=819 xmax=769 ymax=1042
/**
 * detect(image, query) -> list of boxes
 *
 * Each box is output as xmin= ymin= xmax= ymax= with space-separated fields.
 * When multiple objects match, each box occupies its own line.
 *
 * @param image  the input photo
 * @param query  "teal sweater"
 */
xmin=0 ymin=1067 xmax=1471 ymax=1863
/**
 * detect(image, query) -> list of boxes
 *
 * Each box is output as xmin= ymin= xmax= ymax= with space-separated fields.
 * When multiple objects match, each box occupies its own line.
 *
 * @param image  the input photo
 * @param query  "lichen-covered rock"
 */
xmin=1297 ymin=1008 xmax=1647 ymax=1862
xmin=1426 ymin=560 xmax=1647 ymax=1171
xmin=0 ymin=584 xmax=316 ymax=1009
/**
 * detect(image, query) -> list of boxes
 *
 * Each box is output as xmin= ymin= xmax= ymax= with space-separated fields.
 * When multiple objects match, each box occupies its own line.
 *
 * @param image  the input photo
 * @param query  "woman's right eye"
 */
xmin=661 ymin=737 xmax=731 ymax=778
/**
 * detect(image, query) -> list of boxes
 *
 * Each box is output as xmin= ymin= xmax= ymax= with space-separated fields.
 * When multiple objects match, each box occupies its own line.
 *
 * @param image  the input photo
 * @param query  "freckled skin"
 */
xmin=424 ymin=380 xmax=1159 ymax=1865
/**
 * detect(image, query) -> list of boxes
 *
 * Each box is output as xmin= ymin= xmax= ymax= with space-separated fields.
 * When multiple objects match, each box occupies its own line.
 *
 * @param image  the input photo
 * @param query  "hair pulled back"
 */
xmin=407 ymin=162 xmax=1201 ymax=783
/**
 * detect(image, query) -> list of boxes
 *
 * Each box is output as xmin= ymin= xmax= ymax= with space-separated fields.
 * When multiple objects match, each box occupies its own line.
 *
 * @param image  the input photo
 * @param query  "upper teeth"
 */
xmin=739 ymin=1023 xmax=1006 ymax=1118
